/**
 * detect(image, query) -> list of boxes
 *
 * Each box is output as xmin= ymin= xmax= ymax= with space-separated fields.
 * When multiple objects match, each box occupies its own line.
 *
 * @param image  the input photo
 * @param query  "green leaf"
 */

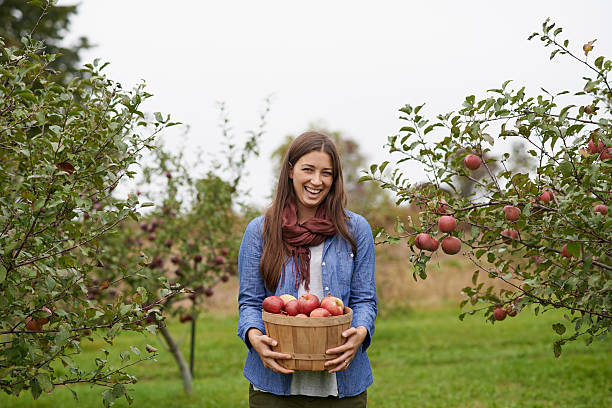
xmin=559 ymin=161 xmax=573 ymax=177
xmin=0 ymin=264 xmax=6 ymax=284
xmin=552 ymin=323 xmax=566 ymax=335
xmin=553 ymin=341 xmax=562 ymax=358
xmin=36 ymin=373 xmax=53 ymax=393
xmin=358 ymin=175 xmax=372 ymax=183
xmin=566 ymin=242 xmax=580 ymax=257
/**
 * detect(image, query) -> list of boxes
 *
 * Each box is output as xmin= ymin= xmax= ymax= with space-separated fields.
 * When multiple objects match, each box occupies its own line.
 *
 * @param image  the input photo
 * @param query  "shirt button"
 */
xmin=350 ymin=253 xmax=354 ymax=258
xmin=322 ymin=262 xmax=326 ymax=266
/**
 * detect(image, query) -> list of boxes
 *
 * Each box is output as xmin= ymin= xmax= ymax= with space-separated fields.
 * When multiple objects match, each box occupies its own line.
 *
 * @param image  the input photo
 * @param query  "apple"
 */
xmin=295 ymin=313 xmax=308 ymax=318
xmin=279 ymin=294 xmax=296 ymax=305
xmin=434 ymin=199 xmax=451 ymax=214
xmin=164 ymin=238 xmax=173 ymax=248
xmin=415 ymin=233 xmax=435 ymax=251
xmin=179 ymin=314 xmax=193 ymax=323
xmin=493 ymin=307 xmax=507 ymax=321
xmin=320 ymin=295 xmax=344 ymax=316
xmin=561 ymin=244 xmax=572 ymax=258
xmin=503 ymin=205 xmax=521 ymax=222
xmin=501 ymin=228 xmax=519 ymax=243
xmin=538 ymin=190 xmax=554 ymax=203
xmin=204 ymin=288 xmax=214 ymax=297
xmin=441 ymin=236 xmax=461 ymax=255
xmin=284 ymin=299 xmax=299 ymax=316
xmin=214 ymin=256 xmax=226 ymax=265
xmin=594 ymin=204 xmax=608 ymax=215
xmin=221 ymin=247 xmax=230 ymax=255
xmin=464 ymin=154 xmax=482 ymax=170
xmin=193 ymin=254 xmax=202 ymax=263
xmin=430 ymin=238 xmax=439 ymax=252
xmin=438 ymin=216 xmax=457 ymax=233
xmin=588 ymin=139 xmax=604 ymax=154
xmin=25 ymin=317 xmax=42 ymax=331
xmin=170 ymin=255 xmax=181 ymax=264
xmin=505 ymin=305 xmax=518 ymax=317
xmin=221 ymin=274 xmax=230 ymax=282
xmin=297 ymin=293 xmax=320 ymax=316
xmin=262 ymin=296 xmax=284 ymax=314
xmin=166 ymin=172 xmax=172 ymax=179
xmin=38 ymin=307 xmax=53 ymax=325
xmin=310 ymin=308 xmax=331 ymax=318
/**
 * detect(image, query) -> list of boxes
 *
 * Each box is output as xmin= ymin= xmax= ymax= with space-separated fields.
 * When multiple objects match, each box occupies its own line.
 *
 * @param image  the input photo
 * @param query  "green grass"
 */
xmin=2 ymin=306 xmax=610 ymax=407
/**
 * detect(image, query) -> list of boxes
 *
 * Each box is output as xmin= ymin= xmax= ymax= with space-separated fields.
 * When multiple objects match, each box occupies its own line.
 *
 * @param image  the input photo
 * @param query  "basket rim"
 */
xmin=262 ymin=306 xmax=353 ymax=327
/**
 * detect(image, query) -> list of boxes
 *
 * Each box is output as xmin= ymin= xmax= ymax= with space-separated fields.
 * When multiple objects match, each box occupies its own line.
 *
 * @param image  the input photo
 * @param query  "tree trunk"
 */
xmin=158 ymin=324 xmax=193 ymax=394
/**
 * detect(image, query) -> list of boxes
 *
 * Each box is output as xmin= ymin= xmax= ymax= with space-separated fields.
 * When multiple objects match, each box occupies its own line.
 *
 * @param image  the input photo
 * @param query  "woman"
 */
xmin=237 ymin=131 xmax=377 ymax=407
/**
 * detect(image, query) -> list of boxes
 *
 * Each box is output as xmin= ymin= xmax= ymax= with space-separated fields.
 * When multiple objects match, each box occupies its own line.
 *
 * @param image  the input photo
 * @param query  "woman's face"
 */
xmin=289 ymin=150 xmax=334 ymax=219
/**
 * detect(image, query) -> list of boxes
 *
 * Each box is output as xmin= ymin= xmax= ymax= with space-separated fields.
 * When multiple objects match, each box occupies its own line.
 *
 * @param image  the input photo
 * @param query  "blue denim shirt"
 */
xmin=237 ymin=210 xmax=377 ymax=398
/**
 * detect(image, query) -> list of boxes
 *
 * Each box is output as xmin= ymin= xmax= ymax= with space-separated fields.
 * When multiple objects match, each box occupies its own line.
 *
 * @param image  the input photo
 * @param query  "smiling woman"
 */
xmin=237 ymin=131 xmax=377 ymax=407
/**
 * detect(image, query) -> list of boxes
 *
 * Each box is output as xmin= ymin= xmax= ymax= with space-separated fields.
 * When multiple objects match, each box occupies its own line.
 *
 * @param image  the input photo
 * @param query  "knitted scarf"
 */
xmin=281 ymin=200 xmax=336 ymax=290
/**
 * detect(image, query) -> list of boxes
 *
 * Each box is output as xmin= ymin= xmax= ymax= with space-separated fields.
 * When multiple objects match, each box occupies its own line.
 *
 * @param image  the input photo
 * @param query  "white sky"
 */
xmin=63 ymin=0 xmax=612 ymax=208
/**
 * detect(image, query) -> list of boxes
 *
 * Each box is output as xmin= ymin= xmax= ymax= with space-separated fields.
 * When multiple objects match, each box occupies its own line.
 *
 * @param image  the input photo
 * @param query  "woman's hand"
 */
xmin=247 ymin=328 xmax=295 ymax=374
xmin=324 ymin=326 xmax=368 ymax=373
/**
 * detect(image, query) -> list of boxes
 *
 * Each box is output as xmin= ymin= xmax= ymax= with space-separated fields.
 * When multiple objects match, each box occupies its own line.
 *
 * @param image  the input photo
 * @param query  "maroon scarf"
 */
xmin=281 ymin=200 xmax=336 ymax=290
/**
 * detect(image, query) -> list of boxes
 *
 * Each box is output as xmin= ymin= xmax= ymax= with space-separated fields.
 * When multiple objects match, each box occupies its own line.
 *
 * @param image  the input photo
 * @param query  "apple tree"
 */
xmin=0 ymin=36 xmax=182 ymax=406
xmin=364 ymin=20 xmax=611 ymax=356
xmin=94 ymin=101 xmax=268 ymax=393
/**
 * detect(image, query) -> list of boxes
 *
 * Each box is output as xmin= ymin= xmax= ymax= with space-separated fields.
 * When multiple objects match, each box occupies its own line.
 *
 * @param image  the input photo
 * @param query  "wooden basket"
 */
xmin=262 ymin=307 xmax=353 ymax=371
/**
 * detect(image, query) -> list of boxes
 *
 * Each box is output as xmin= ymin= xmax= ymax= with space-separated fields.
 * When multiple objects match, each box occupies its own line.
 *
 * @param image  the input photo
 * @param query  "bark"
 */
xmin=158 ymin=324 xmax=193 ymax=394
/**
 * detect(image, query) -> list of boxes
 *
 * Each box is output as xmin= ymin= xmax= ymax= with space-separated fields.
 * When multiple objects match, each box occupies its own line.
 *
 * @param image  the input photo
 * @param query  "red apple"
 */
xmin=179 ymin=314 xmax=193 ymax=323
xmin=464 ymin=154 xmax=482 ymax=170
xmin=594 ymin=204 xmax=608 ymax=215
xmin=493 ymin=307 xmax=507 ymax=321
xmin=561 ymin=244 xmax=572 ymax=258
xmin=262 ymin=296 xmax=284 ymax=314
xmin=284 ymin=299 xmax=299 ymax=316
xmin=434 ymin=199 xmax=451 ymax=214
xmin=38 ymin=307 xmax=53 ymax=325
xmin=503 ymin=205 xmax=521 ymax=222
xmin=441 ymin=236 xmax=461 ymax=255
xmin=204 ymin=288 xmax=214 ymax=297
xmin=501 ymin=228 xmax=519 ymax=243
xmin=430 ymin=238 xmax=439 ymax=252
xmin=538 ymin=190 xmax=554 ymax=203
xmin=320 ymin=295 xmax=344 ymax=316
xmin=438 ymin=216 xmax=457 ymax=233
xmin=25 ymin=317 xmax=42 ymax=331
xmin=214 ymin=256 xmax=226 ymax=265
xmin=221 ymin=247 xmax=230 ymax=255
xmin=297 ymin=293 xmax=320 ymax=316
xmin=505 ymin=305 xmax=518 ymax=317
xmin=310 ymin=308 xmax=331 ymax=318
xmin=415 ymin=233 xmax=435 ymax=251
xmin=588 ymin=139 xmax=604 ymax=154
xmin=295 ymin=313 xmax=308 ymax=318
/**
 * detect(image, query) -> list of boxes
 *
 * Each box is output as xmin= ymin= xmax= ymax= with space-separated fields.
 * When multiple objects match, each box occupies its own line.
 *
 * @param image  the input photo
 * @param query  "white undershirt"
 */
xmin=290 ymin=242 xmax=339 ymax=397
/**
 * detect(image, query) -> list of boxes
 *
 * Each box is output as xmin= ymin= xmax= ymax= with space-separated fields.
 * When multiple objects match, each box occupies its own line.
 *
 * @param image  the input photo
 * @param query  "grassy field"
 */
xmin=1 ymin=304 xmax=610 ymax=408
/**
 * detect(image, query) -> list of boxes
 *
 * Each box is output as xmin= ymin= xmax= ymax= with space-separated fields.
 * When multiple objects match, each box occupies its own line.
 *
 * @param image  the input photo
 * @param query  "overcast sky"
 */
xmin=63 ymin=0 xmax=612 ymax=208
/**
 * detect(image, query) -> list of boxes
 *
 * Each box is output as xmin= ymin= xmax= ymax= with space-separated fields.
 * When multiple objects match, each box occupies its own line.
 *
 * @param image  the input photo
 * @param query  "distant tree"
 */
xmin=0 ymin=0 xmax=90 ymax=82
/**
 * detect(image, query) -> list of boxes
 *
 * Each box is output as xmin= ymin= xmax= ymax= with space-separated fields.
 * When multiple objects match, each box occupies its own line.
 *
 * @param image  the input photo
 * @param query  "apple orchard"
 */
xmin=364 ymin=20 xmax=611 ymax=356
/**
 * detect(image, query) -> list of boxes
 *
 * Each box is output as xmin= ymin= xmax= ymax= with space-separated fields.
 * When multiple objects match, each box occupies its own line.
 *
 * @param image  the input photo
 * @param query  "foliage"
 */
xmin=0 ymin=35 xmax=180 ymax=405
xmin=365 ymin=20 xmax=612 ymax=355
xmin=94 ymin=99 xmax=268 ymax=392
xmin=0 ymin=0 xmax=91 ymax=84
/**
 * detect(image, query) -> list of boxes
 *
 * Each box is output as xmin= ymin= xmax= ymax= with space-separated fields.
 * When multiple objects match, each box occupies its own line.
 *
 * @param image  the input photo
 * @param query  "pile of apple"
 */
xmin=262 ymin=293 xmax=345 ymax=317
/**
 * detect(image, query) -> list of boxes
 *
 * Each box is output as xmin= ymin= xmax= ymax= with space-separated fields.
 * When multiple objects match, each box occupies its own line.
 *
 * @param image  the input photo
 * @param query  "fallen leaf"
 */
xmin=583 ymin=39 xmax=597 ymax=56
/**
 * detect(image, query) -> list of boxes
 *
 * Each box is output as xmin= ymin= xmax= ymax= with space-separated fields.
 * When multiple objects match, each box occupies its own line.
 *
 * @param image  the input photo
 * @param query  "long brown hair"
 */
xmin=260 ymin=131 xmax=357 ymax=291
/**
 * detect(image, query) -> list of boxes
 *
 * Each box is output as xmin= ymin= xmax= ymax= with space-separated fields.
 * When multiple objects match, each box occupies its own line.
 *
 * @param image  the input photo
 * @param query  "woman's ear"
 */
xmin=288 ymin=163 xmax=293 ymax=179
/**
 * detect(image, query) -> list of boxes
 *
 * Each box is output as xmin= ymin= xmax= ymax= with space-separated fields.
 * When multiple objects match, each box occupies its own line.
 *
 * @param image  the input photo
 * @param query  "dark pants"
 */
xmin=249 ymin=384 xmax=367 ymax=408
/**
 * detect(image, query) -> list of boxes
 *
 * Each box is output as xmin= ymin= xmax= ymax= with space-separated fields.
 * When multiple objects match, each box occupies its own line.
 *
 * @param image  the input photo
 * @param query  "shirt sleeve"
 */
xmin=237 ymin=217 xmax=267 ymax=350
xmin=347 ymin=213 xmax=377 ymax=351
